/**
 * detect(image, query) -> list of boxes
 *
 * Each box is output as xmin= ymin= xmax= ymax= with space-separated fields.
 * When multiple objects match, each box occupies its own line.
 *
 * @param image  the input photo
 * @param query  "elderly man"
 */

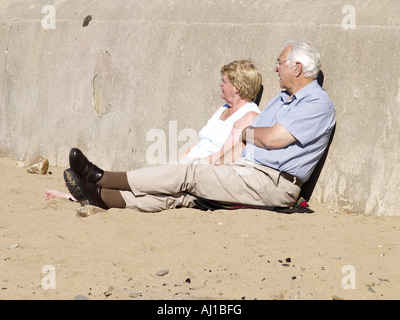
xmin=64 ymin=40 xmax=336 ymax=212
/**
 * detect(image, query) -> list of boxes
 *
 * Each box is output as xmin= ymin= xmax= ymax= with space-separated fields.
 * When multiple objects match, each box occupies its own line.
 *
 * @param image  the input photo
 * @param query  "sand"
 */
xmin=1 ymin=156 xmax=400 ymax=301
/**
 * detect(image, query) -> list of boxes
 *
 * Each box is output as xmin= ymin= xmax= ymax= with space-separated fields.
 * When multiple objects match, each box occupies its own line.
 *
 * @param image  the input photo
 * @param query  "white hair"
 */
xmin=284 ymin=40 xmax=322 ymax=79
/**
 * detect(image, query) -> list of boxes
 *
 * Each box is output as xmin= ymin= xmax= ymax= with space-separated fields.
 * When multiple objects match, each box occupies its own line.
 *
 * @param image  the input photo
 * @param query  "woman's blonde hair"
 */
xmin=221 ymin=60 xmax=262 ymax=102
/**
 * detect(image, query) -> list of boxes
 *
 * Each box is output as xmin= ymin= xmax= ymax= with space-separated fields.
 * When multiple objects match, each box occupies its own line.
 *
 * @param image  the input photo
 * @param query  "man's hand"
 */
xmin=241 ymin=124 xmax=296 ymax=149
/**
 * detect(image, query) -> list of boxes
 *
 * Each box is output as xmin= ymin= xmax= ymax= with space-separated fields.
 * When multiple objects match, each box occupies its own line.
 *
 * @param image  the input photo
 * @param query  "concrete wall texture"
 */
xmin=0 ymin=0 xmax=399 ymax=216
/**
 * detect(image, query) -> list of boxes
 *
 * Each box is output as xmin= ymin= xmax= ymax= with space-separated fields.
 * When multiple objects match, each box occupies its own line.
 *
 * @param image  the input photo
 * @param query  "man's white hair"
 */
xmin=285 ymin=40 xmax=322 ymax=79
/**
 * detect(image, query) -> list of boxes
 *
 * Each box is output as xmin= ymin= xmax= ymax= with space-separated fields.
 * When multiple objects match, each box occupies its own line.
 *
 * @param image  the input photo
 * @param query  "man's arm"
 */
xmin=242 ymin=124 xmax=297 ymax=149
xmin=212 ymin=123 xmax=296 ymax=165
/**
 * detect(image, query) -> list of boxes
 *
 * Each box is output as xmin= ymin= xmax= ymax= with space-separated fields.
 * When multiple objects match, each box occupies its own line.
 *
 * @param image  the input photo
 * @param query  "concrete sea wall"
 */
xmin=1 ymin=0 xmax=400 ymax=216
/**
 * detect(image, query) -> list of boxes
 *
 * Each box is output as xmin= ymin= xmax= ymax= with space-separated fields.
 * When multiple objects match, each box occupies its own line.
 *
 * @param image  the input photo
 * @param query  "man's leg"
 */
xmin=98 ymin=172 xmax=131 ymax=190
xmin=101 ymin=189 xmax=127 ymax=208
xmin=94 ymin=170 xmax=197 ymax=210
xmin=92 ymin=172 xmax=131 ymax=208
xmin=123 ymin=159 xmax=300 ymax=210
xmin=120 ymin=191 xmax=197 ymax=212
xmin=66 ymin=155 xmax=300 ymax=211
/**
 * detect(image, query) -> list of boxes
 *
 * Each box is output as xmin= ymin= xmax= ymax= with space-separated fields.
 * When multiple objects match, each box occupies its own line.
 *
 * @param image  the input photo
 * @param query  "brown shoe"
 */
xmin=64 ymin=169 xmax=108 ymax=210
xmin=69 ymin=148 xmax=104 ymax=183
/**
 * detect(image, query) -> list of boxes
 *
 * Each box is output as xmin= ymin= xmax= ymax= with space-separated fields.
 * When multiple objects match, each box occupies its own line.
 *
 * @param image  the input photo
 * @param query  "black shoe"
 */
xmin=69 ymin=148 xmax=104 ymax=183
xmin=64 ymin=168 xmax=108 ymax=210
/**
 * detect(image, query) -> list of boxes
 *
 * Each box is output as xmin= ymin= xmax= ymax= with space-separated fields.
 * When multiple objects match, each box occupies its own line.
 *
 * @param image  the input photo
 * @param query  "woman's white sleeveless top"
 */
xmin=186 ymin=102 xmax=260 ymax=159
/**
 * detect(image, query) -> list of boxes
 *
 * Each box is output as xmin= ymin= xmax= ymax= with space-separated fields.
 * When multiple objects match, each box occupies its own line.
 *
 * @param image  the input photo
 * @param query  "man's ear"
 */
xmin=294 ymin=62 xmax=303 ymax=77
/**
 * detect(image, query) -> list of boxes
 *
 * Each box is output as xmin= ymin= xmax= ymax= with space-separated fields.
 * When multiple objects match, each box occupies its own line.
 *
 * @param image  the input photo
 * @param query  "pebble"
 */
xmin=368 ymin=287 xmax=378 ymax=294
xmin=27 ymin=155 xmax=49 ymax=175
xmin=15 ymin=161 xmax=25 ymax=168
xmin=74 ymin=295 xmax=89 ymax=300
xmin=156 ymin=269 xmax=169 ymax=276
xmin=289 ymin=292 xmax=301 ymax=299
xmin=8 ymin=244 xmax=19 ymax=249
xmin=76 ymin=205 xmax=107 ymax=217
xmin=104 ymin=286 xmax=114 ymax=297
xmin=128 ymin=292 xmax=140 ymax=298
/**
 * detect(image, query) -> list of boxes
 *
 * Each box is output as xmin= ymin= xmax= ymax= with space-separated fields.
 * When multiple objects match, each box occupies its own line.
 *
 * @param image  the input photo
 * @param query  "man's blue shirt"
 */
xmin=243 ymin=80 xmax=336 ymax=183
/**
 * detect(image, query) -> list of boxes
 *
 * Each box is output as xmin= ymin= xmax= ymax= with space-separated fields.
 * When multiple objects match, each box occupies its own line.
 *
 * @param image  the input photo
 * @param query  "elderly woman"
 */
xmin=48 ymin=60 xmax=262 ymax=202
xmin=182 ymin=59 xmax=262 ymax=163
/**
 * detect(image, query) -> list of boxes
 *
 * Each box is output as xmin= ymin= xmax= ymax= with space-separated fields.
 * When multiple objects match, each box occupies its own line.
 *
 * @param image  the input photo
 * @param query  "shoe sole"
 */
xmin=63 ymin=169 xmax=90 ymax=207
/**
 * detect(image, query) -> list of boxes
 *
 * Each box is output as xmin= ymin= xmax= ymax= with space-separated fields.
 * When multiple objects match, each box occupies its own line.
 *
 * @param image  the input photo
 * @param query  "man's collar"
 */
xmin=280 ymin=80 xmax=319 ymax=103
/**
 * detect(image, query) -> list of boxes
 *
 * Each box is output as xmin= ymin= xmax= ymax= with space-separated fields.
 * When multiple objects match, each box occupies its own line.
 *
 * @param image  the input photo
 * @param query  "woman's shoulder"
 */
xmin=233 ymin=102 xmax=260 ymax=119
xmin=212 ymin=105 xmax=227 ymax=116
xmin=244 ymin=101 xmax=261 ymax=113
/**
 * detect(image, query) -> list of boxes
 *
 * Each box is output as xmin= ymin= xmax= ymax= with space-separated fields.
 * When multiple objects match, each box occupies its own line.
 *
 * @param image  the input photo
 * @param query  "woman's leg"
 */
xmin=45 ymin=190 xmax=77 ymax=201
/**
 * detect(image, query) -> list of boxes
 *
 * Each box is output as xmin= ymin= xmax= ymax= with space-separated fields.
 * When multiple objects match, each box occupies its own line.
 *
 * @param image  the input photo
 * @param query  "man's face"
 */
xmin=275 ymin=46 xmax=294 ymax=90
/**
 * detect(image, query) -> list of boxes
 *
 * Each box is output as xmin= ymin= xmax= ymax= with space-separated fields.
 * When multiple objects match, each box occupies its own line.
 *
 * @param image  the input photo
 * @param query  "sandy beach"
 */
xmin=1 ymin=156 xmax=399 ymax=300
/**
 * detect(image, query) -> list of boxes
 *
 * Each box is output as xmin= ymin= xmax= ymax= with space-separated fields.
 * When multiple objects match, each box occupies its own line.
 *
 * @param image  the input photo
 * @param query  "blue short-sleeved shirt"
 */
xmin=243 ymin=80 xmax=336 ymax=183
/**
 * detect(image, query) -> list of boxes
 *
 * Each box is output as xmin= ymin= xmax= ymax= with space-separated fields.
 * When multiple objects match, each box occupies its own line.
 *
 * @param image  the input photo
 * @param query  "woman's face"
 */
xmin=220 ymin=74 xmax=238 ymax=104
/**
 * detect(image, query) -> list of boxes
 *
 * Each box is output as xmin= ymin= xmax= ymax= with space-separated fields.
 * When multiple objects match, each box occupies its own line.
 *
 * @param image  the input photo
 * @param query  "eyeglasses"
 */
xmin=275 ymin=60 xmax=290 ymax=68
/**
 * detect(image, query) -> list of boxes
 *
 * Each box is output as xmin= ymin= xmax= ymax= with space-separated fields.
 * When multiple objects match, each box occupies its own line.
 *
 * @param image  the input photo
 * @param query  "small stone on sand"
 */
xmin=76 ymin=205 xmax=107 ymax=218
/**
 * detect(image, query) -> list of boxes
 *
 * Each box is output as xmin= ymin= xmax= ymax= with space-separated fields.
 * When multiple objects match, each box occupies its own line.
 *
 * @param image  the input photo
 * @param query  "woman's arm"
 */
xmin=214 ymin=141 xmax=246 ymax=165
xmin=178 ymin=106 xmax=222 ymax=160
xmin=178 ymin=138 xmax=199 ymax=160
xmin=206 ymin=111 xmax=259 ymax=164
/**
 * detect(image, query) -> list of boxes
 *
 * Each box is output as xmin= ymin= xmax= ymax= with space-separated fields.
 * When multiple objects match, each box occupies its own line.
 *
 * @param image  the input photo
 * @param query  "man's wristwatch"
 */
xmin=242 ymin=126 xmax=250 ymax=142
